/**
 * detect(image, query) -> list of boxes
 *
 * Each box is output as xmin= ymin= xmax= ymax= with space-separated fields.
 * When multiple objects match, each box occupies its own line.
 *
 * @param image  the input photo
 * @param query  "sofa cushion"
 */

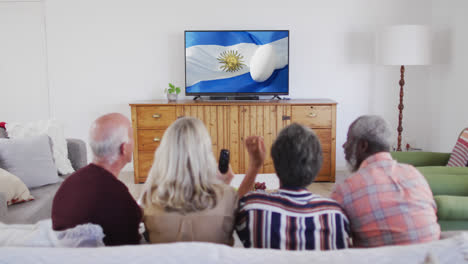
xmin=2 ymin=176 xmax=68 ymax=224
xmin=6 ymin=120 xmax=75 ymax=175
xmin=416 ymin=167 xmax=468 ymax=196
xmin=0 ymin=168 xmax=34 ymax=205
xmin=0 ymin=134 xmax=62 ymax=189
xmin=434 ymin=195 xmax=468 ymax=221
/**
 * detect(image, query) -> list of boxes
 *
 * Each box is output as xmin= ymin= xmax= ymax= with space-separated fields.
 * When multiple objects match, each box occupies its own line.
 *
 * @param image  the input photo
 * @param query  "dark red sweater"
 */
xmin=52 ymin=164 xmax=142 ymax=246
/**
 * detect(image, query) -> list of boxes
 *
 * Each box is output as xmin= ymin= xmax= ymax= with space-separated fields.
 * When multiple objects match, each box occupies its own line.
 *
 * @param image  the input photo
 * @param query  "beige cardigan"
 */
xmin=143 ymin=185 xmax=238 ymax=246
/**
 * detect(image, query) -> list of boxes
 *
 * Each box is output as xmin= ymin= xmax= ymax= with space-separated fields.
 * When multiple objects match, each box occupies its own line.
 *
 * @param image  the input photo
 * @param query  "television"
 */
xmin=185 ymin=30 xmax=289 ymax=98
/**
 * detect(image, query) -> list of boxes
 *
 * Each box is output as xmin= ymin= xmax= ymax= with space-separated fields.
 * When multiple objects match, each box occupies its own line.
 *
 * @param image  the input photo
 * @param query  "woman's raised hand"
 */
xmin=245 ymin=136 xmax=266 ymax=169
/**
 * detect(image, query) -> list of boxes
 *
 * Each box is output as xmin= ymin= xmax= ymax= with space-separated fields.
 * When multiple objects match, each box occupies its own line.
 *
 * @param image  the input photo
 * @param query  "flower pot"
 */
xmin=167 ymin=93 xmax=178 ymax=102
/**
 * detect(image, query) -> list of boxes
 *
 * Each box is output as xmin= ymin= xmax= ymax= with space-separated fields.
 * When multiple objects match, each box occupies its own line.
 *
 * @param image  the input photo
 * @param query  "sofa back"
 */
xmin=391 ymin=151 xmax=451 ymax=166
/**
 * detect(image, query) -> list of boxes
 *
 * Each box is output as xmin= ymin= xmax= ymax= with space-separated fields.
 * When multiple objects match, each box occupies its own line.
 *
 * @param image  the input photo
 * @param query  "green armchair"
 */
xmin=391 ymin=151 xmax=468 ymax=231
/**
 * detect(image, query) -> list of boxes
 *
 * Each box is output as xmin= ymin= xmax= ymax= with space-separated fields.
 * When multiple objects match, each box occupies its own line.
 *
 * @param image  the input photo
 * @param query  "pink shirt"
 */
xmin=331 ymin=152 xmax=440 ymax=247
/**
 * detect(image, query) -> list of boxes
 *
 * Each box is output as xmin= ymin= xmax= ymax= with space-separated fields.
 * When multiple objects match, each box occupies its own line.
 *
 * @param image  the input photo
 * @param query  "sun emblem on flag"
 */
xmin=217 ymin=50 xmax=245 ymax=72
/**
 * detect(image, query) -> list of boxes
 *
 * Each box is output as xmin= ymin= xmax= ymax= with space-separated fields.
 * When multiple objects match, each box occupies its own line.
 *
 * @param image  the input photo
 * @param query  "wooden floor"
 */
xmin=119 ymin=171 xmax=347 ymax=200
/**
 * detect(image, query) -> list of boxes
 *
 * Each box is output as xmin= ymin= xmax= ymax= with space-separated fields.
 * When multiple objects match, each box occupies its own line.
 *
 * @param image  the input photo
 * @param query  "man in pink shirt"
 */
xmin=331 ymin=115 xmax=440 ymax=247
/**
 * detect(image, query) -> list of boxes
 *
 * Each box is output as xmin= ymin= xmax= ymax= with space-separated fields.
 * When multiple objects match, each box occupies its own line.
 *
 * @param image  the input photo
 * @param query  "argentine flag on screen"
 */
xmin=185 ymin=31 xmax=289 ymax=94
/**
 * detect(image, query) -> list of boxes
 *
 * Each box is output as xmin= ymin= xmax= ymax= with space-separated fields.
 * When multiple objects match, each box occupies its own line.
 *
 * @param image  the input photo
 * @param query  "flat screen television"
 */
xmin=185 ymin=30 xmax=289 ymax=97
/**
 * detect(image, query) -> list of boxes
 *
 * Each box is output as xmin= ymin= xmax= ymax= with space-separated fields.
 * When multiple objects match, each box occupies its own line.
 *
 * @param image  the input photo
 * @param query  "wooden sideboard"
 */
xmin=130 ymin=99 xmax=337 ymax=184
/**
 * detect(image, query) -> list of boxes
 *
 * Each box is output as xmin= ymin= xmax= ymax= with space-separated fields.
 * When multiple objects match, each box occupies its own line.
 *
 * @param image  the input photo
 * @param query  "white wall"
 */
xmin=0 ymin=0 xmax=49 ymax=122
xmin=422 ymin=0 xmax=468 ymax=152
xmin=1 ymin=0 xmax=434 ymax=171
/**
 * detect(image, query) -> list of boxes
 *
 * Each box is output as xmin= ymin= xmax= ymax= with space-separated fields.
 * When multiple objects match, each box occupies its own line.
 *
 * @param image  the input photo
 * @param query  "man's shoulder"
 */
xmin=394 ymin=161 xmax=419 ymax=172
xmin=337 ymin=170 xmax=365 ymax=187
xmin=240 ymin=190 xmax=273 ymax=203
xmin=62 ymin=164 xmax=128 ymax=193
xmin=67 ymin=164 xmax=105 ymax=178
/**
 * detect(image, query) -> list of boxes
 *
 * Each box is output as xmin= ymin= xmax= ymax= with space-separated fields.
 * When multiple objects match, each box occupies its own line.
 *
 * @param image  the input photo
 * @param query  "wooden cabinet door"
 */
xmin=176 ymin=105 xmax=240 ymax=173
xmin=239 ymin=105 xmax=291 ymax=174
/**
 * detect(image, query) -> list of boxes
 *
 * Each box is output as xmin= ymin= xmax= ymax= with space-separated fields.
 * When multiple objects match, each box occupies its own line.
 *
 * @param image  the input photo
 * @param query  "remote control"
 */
xmin=218 ymin=149 xmax=230 ymax=174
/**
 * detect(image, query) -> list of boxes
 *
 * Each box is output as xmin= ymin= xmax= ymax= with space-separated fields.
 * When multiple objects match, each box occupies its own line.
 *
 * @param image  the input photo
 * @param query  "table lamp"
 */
xmin=378 ymin=25 xmax=431 ymax=151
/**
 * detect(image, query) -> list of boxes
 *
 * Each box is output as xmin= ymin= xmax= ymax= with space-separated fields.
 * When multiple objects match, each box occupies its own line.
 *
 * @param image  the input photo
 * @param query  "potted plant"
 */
xmin=164 ymin=83 xmax=181 ymax=101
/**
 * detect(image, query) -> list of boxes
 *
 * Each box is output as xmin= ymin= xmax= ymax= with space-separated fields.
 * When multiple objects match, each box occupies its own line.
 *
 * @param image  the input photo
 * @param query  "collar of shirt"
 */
xmin=358 ymin=152 xmax=393 ymax=171
xmin=277 ymin=187 xmax=312 ymax=198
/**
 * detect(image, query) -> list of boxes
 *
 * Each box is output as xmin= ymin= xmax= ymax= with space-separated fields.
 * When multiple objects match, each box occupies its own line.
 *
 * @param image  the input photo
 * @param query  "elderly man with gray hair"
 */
xmin=236 ymin=123 xmax=351 ymax=250
xmin=52 ymin=113 xmax=142 ymax=246
xmin=331 ymin=115 xmax=440 ymax=248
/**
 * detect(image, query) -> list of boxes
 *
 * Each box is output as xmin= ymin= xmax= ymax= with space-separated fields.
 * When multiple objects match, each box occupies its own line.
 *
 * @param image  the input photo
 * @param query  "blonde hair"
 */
xmin=140 ymin=117 xmax=220 ymax=213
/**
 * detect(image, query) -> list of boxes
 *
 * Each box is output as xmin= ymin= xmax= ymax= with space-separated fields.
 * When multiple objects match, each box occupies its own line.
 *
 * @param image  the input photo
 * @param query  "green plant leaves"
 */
xmin=167 ymin=82 xmax=181 ymax=94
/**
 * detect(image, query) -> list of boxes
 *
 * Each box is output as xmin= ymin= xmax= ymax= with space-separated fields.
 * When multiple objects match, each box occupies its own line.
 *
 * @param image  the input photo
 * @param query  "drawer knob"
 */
xmin=153 ymin=138 xmax=161 ymax=142
xmin=308 ymin=112 xmax=317 ymax=118
xmin=152 ymin=114 xmax=161 ymax=118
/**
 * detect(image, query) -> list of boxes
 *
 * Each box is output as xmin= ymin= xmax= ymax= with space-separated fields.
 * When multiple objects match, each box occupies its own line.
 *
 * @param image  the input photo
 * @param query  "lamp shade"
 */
xmin=378 ymin=25 xmax=431 ymax=65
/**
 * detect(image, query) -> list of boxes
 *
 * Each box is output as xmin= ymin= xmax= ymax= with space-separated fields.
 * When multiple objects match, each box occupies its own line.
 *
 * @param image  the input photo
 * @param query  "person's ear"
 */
xmin=357 ymin=139 xmax=369 ymax=155
xmin=119 ymin=143 xmax=126 ymax=156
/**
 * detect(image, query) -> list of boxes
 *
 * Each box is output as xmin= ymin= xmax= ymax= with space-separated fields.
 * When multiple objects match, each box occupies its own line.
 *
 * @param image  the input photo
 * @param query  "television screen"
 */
xmin=185 ymin=30 xmax=289 ymax=96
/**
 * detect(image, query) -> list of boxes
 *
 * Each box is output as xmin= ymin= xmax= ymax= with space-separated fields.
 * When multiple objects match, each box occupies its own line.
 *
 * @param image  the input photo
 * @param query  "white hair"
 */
xmin=350 ymin=115 xmax=392 ymax=151
xmin=140 ymin=117 xmax=220 ymax=213
xmin=89 ymin=123 xmax=129 ymax=164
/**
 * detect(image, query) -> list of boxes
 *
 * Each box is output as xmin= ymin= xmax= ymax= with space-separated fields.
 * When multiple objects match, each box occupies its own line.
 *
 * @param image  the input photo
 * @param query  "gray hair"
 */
xmin=89 ymin=123 xmax=129 ymax=163
xmin=140 ymin=117 xmax=219 ymax=213
xmin=271 ymin=123 xmax=323 ymax=188
xmin=350 ymin=115 xmax=392 ymax=152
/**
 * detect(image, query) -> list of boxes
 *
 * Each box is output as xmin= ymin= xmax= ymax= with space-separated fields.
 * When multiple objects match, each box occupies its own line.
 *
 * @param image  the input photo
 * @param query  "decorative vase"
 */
xmin=167 ymin=93 xmax=178 ymax=102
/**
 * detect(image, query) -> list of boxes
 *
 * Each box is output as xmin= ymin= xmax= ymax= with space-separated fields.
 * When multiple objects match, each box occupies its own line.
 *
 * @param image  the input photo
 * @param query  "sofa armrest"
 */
xmin=0 ymin=192 xmax=7 ymax=219
xmin=0 ymin=127 xmax=7 ymax=138
xmin=67 ymin=138 xmax=87 ymax=171
xmin=391 ymin=151 xmax=451 ymax=167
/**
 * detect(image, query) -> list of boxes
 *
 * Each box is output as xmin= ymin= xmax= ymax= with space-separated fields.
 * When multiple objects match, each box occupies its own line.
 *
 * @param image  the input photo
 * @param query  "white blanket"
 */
xmin=0 ymin=232 xmax=467 ymax=264
xmin=0 ymin=219 xmax=104 ymax=248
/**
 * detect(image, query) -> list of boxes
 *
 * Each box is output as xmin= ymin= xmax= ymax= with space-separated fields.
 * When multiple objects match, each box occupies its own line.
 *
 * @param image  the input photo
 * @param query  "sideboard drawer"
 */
xmin=137 ymin=106 xmax=176 ymax=129
xmin=137 ymin=130 xmax=165 ymax=151
xmin=292 ymin=106 xmax=332 ymax=128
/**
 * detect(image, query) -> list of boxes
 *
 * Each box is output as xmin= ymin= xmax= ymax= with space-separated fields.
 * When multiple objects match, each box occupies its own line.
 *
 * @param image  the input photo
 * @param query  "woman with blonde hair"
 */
xmin=140 ymin=117 xmax=264 ymax=245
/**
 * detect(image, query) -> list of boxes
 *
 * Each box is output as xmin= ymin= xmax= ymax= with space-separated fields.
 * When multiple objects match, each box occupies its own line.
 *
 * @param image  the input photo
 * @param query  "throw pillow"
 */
xmin=0 ymin=168 xmax=34 ymax=205
xmin=5 ymin=120 xmax=74 ymax=175
xmin=447 ymin=128 xmax=468 ymax=167
xmin=0 ymin=134 xmax=62 ymax=188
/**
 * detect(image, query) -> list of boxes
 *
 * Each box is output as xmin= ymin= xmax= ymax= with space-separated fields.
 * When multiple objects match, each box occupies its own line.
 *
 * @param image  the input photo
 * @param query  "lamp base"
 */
xmin=396 ymin=65 xmax=405 ymax=152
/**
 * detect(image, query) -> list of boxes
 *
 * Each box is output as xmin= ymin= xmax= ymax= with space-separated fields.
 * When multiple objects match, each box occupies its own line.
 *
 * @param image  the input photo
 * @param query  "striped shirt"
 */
xmin=331 ymin=152 xmax=441 ymax=247
xmin=235 ymin=188 xmax=351 ymax=250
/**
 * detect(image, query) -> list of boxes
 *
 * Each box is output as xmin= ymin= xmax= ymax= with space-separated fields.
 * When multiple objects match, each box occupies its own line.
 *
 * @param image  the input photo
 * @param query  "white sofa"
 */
xmin=0 ymin=231 xmax=467 ymax=264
